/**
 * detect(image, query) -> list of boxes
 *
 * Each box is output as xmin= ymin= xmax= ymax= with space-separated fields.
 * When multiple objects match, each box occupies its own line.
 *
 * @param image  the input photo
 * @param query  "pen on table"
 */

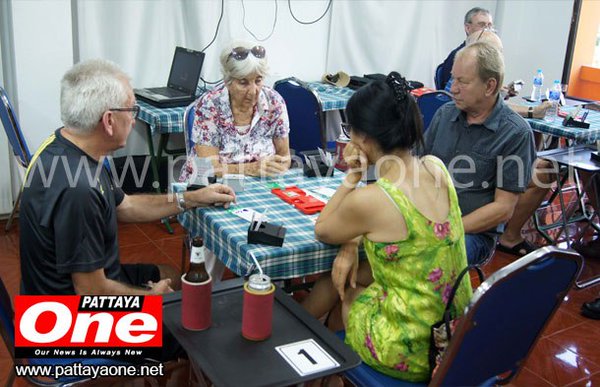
xmin=255 ymin=209 xmax=269 ymax=231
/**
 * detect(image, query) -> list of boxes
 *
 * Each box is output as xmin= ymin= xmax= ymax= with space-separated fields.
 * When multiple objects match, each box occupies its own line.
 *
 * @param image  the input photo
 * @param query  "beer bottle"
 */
xmin=185 ymin=237 xmax=209 ymax=283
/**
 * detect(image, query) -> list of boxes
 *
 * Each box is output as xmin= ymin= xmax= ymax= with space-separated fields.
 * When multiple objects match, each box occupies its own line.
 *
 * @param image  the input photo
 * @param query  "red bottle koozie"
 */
xmin=181 ymin=274 xmax=212 ymax=331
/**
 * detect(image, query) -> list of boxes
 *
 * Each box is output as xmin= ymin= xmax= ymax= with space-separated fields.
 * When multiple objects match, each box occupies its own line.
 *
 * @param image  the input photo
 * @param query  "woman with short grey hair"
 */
xmin=180 ymin=40 xmax=290 ymax=180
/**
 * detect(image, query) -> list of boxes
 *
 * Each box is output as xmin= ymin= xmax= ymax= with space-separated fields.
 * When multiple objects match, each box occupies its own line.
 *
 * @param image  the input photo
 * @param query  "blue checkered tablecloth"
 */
xmin=137 ymin=100 xmax=187 ymax=136
xmin=307 ymin=82 xmax=355 ymax=111
xmin=526 ymin=105 xmax=600 ymax=143
xmin=178 ymin=169 xmax=355 ymax=279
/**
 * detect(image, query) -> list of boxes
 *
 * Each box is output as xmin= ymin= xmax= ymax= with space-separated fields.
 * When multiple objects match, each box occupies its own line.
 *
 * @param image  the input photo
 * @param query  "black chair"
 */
xmin=274 ymin=77 xmax=326 ymax=154
xmin=342 ymin=246 xmax=581 ymax=386
xmin=0 ymin=86 xmax=32 ymax=231
xmin=417 ymin=90 xmax=452 ymax=131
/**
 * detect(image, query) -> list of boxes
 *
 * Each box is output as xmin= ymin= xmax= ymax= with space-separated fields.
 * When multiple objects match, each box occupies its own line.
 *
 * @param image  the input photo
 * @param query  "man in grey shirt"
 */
xmin=424 ymin=42 xmax=537 ymax=264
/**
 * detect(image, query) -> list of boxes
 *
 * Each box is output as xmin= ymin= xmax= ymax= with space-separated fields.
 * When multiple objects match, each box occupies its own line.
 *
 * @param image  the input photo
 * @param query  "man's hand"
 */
xmin=331 ymin=242 xmax=359 ymax=301
xmin=186 ymin=183 xmax=236 ymax=209
xmin=146 ymin=279 xmax=173 ymax=294
xmin=533 ymin=101 xmax=553 ymax=118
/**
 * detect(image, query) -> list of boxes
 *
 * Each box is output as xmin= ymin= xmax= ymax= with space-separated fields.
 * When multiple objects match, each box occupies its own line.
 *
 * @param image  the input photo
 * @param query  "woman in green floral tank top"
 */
xmin=314 ymin=72 xmax=471 ymax=382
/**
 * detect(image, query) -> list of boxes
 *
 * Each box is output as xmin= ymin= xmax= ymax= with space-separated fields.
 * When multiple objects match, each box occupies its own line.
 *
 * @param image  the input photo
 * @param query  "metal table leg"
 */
xmin=145 ymin=125 xmax=173 ymax=234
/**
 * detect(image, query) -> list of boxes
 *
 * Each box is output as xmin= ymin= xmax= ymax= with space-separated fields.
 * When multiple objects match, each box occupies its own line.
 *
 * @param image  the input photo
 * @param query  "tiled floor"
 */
xmin=2 ymin=212 xmax=600 ymax=386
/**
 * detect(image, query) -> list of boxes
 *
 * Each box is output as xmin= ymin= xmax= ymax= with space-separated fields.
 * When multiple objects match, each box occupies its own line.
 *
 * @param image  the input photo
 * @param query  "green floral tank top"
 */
xmin=345 ymin=157 xmax=472 ymax=382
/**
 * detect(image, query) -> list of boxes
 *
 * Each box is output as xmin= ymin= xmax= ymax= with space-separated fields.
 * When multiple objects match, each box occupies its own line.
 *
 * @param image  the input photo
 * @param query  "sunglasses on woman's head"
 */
xmin=229 ymin=46 xmax=266 ymax=60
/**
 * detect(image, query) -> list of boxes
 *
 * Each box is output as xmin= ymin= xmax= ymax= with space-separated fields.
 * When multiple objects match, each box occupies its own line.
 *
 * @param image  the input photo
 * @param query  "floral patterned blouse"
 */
xmin=345 ymin=156 xmax=472 ymax=382
xmin=179 ymin=84 xmax=289 ymax=181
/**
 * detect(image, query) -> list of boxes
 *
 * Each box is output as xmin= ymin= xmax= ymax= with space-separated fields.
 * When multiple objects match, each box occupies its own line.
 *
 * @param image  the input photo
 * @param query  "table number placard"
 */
xmin=275 ymin=338 xmax=340 ymax=376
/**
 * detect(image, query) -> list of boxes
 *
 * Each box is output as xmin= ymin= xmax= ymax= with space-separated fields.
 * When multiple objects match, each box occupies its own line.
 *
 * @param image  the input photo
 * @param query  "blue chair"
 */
xmin=274 ymin=77 xmax=326 ymax=154
xmin=434 ymin=63 xmax=444 ymax=91
xmin=0 ymin=86 xmax=32 ymax=231
xmin=417 ymin=90 xmax=452 ymax=131
xmin=342 ymin=246 xmax=581 ymax=386
xmin=183 ymin=99 xmax=197 ymax=155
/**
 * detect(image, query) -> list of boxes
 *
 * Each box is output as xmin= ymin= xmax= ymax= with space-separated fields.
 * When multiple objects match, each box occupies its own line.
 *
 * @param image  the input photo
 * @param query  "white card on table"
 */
xmin=275 ymin=338 xmax=340 ymax=376
xmin=230 ymin=208 xmax=268 ymax=223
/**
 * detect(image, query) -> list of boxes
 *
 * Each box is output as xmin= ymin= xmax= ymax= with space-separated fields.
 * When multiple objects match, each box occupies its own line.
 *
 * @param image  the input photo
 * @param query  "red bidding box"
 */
xmin=271 ymin=186 xmax=325 ymax=215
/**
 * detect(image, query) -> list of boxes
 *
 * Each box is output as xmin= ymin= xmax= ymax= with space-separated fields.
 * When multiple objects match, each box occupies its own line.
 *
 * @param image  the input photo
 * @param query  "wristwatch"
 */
xmin=175 ymin=192 xmax=186 ymax=212
xmin=528 ymin=106 xmax=534 ymax=119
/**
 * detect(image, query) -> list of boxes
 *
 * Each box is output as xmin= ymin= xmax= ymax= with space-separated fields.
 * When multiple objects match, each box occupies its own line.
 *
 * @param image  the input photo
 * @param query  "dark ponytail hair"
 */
xmin=345 ymin=71 xmax=424 ymax=152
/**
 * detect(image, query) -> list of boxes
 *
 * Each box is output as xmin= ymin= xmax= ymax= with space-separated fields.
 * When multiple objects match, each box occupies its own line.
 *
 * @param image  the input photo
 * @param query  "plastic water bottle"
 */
xmin=531 ymin=69 xmax=544 ymax=101
xmin=544 ymin=80 xmax=561 ymax=123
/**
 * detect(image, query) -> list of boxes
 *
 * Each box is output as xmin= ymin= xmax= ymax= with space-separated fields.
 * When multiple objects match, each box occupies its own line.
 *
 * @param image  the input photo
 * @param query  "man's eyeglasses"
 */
xmin=109 ymin=105 xmax=140 ymax=119
xmin=229 ymin=45 xmax=266 ymax=61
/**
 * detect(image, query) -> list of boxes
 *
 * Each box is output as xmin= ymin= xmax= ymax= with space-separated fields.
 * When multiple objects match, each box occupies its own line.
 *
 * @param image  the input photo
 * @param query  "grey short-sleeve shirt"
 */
xmin=424 ymin=97 xmax=536 ymax=233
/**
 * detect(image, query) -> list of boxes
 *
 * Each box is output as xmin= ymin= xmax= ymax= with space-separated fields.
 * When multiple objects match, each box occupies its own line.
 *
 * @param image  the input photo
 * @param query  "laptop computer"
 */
xmin=135 ymin=46 xmax=205 ymax=108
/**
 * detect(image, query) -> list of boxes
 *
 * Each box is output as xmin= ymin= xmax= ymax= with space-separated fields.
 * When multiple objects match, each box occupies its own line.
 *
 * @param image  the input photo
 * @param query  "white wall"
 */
xmin=76 ymin=0 xmax=331 ymax=89
xmin=327 ymin=0 xmax=498 ymax=86
xmin=12 ymin=0 xmax=74 ymax=152
xmin=0 ymin=27 xmax=13 ymax=215
xmin=496 ymin=0 xmax=572 ymax=92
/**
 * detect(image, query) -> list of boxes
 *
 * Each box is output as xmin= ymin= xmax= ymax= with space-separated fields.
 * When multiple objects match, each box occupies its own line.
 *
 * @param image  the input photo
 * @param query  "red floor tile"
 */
xmin=154 ymin=236 xmax=185 ymax=273
xmin=119 ymin=241 xmax=176 ymax=267
xmin=508 ymin=366 xmax=555 ymax=386
xmin=565 ymin=371 xmax=600 ymax=386
xmin=137 ymin=219 xmax=185 ymax=242
xmin=523 ymin=338 xmax=599 ymax=386
xmin=549 ymin=321 xmax=600 ymax=367
xmin=117 ymin=223 xmax=151 ymax=247
xmin=543 ymin=310 xmax=587 ymax=338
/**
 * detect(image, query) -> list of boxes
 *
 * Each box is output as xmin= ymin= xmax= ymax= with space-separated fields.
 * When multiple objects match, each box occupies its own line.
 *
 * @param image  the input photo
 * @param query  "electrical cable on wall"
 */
xmin=200 ymin=77 xmax=224 ymax=87
xmin=242 ymin=0 xmax=278 ymax=42
xmin=200 ymin=0 xmax=225 ymax=52
xmin=199 ymin=0 xmax=225 ymax=85
xmin=288 ymin=0 xmax=332 ymax=25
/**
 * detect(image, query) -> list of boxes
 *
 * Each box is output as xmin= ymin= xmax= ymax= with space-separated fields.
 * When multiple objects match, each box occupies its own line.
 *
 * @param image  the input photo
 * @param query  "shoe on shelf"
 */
xmin=581 ymin=297 xmax=600 ymax=320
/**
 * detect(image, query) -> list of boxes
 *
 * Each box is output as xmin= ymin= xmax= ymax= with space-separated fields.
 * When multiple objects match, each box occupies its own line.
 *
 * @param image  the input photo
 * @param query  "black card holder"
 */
xmin=303 ymin=160 xmax=334 ymax=178
xmin=247 ymin=221 xmax=286 ymax=247
xmin=563 ymin=116 xmax=590 ymax=129
xmin=187 ymin=176 xmax=217 ymax=191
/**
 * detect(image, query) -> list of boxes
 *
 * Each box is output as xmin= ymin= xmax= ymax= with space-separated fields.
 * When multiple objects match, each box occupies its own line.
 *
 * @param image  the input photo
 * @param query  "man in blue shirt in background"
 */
xmin=436 ymin=7 xmax=494 ymax=90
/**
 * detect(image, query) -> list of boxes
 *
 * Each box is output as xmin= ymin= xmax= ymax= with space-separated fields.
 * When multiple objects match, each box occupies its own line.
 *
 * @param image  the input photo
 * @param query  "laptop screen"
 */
xmin=167 ymin=47 xmax=205 ymax=93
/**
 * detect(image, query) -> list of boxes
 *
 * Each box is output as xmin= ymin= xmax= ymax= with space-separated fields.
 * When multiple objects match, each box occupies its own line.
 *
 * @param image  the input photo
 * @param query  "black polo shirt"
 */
xmin=20 ymin=129 xmax=125 ymax=295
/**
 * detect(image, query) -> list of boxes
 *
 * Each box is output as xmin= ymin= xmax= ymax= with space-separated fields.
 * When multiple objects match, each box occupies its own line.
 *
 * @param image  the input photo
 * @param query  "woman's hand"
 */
xmin=332 ymin=242 xmax=360 ymax=301
xmin=343 ymin=142 xmax=368 ymax=186
xmin=248 ymin=155 xmax=290 ymax=177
